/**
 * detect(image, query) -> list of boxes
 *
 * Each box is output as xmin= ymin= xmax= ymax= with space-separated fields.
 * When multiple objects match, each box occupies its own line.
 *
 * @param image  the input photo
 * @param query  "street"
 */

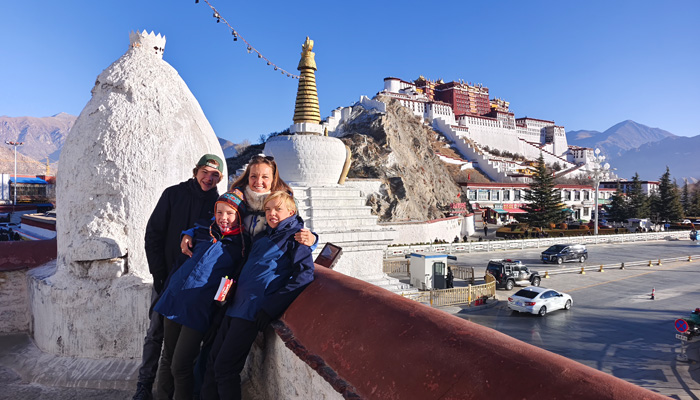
xmin=446 ymin=239 xmax=700 ymax=399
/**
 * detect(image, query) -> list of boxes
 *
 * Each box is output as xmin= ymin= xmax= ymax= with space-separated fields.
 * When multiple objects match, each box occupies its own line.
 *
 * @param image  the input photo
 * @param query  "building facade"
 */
xmin=461 ymin=182 xmax=614 ymax=225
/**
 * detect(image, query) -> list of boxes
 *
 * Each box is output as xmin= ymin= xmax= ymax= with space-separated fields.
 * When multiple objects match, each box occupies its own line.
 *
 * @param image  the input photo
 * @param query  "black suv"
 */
xmin=484 ymin=259 xmax=541 ymax=290
xmin=541 ymin=244 xmax=588 ymax=264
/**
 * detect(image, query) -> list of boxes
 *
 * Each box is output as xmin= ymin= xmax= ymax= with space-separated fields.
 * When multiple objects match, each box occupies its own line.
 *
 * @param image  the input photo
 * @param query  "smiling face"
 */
xmin=196 ymin=165 xmax=221 ymax=192
xmin=248 ymin=163 xmax=273 ymax=193
xmin=215 ymin=202 xmax=238 ymax=233
xmin=264 ymin=198 xmax=295 ymax=229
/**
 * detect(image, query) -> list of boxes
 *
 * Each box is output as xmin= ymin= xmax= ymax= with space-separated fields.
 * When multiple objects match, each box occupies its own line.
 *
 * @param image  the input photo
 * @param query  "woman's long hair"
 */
xmin=230 ymin=155 xmax=292 ymax=194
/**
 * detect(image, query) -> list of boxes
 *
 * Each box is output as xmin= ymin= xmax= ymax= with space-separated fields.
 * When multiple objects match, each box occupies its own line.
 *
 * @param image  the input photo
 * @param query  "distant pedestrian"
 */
xmin=483 ymin=223 xmax=488 ymax=237
xmin=446 ymin=267 xmax=454 ymax=289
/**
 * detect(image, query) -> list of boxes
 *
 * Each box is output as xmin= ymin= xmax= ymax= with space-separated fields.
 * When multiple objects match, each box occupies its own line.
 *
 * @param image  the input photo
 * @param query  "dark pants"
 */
xmin=157 ymin=318 xmax=205 ymax=400
xmin=201 ymin=317 xmax=258 ymax=400
xmin=137 ymin=288 xmax=165 ymax=385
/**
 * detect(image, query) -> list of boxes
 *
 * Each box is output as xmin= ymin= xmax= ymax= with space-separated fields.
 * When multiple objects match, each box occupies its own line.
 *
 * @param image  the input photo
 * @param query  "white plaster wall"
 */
xmin=358 ymin=95 xmax=386 ymax=113
xmin=57 ymin=33 xmax=226 ymax=281
xmin=244 ymin=329 xmax=342 ymax=399
xmin=0 ymin=268 xmax=30 ymax=333
xmin=342 ymin=178 xmax=383 ymax=199
xmin=35 ymin=31 xmax=226 ymax=358
xmin=265 ymin=135 xmax=346 ymax=186
xmin=382 ymin=217 xmax=463 ymax=245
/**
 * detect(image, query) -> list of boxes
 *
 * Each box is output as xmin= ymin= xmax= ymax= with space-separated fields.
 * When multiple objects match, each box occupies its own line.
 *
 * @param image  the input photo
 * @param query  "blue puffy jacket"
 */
xmin=155 ymin=221 xmax=244 ymax=333
xmin=226 ymin=214 xmax=314 ymax=321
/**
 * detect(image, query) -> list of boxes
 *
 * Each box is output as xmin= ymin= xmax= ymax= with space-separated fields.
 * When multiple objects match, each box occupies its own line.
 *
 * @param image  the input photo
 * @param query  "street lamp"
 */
xmin=5 ymin=140 xmax=24 ymax=206
xmin=589 ymin=148 xmax=610 ymax=235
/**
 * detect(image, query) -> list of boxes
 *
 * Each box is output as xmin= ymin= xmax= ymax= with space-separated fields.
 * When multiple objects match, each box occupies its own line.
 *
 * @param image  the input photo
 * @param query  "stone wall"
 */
xmin=382 ymin=216 xmax=464 ymax=245
xmin=256 ymin=266 xmax=666 ymax=400
xmin=0 ymin=239 xmax=57 ymax=334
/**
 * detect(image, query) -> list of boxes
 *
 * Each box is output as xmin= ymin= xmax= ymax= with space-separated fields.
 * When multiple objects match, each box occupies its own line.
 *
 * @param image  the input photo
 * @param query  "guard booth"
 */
xmin=409 ymin=252 xmax=457 ymax=290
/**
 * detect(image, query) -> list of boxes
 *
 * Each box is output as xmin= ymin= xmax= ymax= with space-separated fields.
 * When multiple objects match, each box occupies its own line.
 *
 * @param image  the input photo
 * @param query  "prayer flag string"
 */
xmin=198 ymin=0 xmax=300 ymax=79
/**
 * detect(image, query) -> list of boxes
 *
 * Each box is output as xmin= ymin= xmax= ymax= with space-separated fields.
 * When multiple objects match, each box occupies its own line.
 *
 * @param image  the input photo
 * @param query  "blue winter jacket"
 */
xmin=154 ymin=221 xmax=244 ymax=333
xmin=226 ymin=214 xmax=315 ymax=321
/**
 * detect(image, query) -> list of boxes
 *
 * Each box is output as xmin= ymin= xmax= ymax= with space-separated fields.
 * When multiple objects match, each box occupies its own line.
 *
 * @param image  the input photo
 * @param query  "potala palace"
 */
xmin=326 ymin=76 xmax=601 ymax=183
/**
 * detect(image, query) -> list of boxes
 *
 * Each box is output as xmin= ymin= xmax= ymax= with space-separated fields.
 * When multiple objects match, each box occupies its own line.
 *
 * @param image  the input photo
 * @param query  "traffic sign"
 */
xmin=675 ymin=318 xmax=689 ymax=333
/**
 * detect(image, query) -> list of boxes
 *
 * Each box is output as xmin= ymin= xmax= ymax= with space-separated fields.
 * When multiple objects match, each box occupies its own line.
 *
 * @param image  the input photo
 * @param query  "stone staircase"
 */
xmin=291 ymin=185 xmax=411 ymax=293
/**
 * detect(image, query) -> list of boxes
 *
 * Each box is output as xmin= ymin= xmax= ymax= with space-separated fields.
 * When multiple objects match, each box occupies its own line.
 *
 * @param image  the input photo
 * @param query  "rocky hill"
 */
xmin=331 ymin=98 xmax=461 ymax=222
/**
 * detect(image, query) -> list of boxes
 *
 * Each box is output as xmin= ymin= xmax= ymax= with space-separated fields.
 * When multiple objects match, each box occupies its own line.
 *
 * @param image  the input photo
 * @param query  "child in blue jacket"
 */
xmin=201 ymin=191 xmax=315 ymax=400
xmin=154 ymin=190 xmax=246 ymax=400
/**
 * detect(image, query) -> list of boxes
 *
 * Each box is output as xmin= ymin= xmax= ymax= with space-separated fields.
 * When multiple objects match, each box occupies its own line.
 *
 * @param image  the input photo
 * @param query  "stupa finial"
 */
xmin=293 ymin=36 xmax=321 ymax=126
xmin=129 ymin=30 xmax=166 ymax=58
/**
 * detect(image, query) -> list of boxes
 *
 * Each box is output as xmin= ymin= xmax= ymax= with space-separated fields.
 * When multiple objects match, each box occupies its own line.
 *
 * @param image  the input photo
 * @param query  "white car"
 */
xmin=507 ymin=286 xmax=573 ymax=316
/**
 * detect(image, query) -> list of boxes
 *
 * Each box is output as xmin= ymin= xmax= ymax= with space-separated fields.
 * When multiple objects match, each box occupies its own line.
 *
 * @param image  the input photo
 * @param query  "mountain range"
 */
xmin=567 ymin=120 xmax=699 ymax=181
xmin=2 ymin=113 xmax=697 ymax=182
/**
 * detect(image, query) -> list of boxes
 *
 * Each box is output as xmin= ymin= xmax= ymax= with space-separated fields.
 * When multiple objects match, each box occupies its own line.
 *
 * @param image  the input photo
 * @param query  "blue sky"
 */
xmin=1 ymin=1 xmax=698 ymax=145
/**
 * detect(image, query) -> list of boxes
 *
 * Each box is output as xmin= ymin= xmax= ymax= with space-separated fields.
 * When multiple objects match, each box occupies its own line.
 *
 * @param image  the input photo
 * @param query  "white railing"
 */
xmin=385 ymin=230 xmax=692 ymax=258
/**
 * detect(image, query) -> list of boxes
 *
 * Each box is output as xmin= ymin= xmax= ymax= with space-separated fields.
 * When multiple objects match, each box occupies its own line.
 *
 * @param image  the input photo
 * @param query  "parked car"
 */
xmin=484 ymin=259 xmax=540 ymax=290
xmin=541 ymin=244 xmax=588 ymax=264
xmin=507 ymin=286 xmax=573 ymax=316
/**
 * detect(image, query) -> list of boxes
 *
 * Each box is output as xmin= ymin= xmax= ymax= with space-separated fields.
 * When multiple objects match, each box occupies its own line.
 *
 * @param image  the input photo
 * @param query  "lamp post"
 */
xmin=5 ymin=141 xmax=24 ymax=206
xmin=590 ymin=148 xmax=610 ymax=235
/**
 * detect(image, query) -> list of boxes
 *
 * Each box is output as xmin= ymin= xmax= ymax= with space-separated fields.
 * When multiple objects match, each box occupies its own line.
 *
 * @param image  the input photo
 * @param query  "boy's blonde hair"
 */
xmin=263 ymin=191 xmax=297 ymax=214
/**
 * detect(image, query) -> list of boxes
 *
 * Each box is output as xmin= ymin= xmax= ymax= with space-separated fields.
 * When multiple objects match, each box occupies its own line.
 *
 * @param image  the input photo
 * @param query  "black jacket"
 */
xmin=144 ymin=178 xmax=219 ymax=292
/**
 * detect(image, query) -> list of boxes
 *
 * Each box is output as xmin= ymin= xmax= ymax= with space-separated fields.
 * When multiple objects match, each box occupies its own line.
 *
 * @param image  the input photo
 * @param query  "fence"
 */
xmin=540 ymin=254 xmax=700 ymax=277
xmin=402 ymin=281 xmax=496 ymax=308
xmin=383 ymin=260 xmax=475 ymax=284
xmin=384 ymin=230 xmax=691 ymax=258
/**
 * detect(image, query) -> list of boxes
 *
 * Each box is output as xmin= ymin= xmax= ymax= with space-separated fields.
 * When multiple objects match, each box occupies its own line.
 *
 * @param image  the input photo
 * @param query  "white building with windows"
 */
xmin=461 ymin=182 xmax=615 ymax=225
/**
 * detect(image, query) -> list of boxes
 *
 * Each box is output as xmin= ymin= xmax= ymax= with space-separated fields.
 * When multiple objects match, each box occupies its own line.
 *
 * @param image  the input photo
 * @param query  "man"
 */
xmin=132 ymin=154 xmax=224 ymax=400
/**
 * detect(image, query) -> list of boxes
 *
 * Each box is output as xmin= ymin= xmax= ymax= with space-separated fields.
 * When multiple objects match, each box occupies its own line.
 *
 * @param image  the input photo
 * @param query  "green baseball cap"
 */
xmin=197 ymin=154 xmax=224 ymax=174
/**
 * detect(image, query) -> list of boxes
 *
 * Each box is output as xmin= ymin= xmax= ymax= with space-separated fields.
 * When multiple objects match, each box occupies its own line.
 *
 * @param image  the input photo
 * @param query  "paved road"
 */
xmin=440 ymin=239 xmax=700 ymax=400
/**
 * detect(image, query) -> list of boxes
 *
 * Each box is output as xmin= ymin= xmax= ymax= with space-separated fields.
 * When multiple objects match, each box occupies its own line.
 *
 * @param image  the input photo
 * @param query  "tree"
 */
xmin=681 ymin=180 xmax=691 ymax=216
xmin=607 ymin=183 xmax=628 ymax=222
xmin=651 ymin=167 xmax=684 ymax=222
xmin=627 ymin=173 xmax=649 ymax=218
xmin=689 ymin=185 xmax=700 ymax=217
xmin=521 ymin=154 xmax=568 ymax=228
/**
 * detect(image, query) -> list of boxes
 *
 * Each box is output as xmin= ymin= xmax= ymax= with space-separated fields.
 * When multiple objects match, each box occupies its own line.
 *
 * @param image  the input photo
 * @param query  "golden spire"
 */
xmin=293 ymin=37 xmax=321 ymax=125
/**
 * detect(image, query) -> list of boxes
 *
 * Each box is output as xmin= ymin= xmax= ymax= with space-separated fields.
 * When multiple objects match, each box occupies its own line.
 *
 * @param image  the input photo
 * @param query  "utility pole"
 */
xmin=590 ymin=148 xmax=610 ymax=235
xmin=5 ymin=141 xmax=24 ymax=206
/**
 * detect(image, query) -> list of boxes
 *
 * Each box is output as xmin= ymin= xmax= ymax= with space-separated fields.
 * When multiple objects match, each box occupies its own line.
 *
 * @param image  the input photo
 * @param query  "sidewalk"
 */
xmin=0 ymin=333 xmax=136 ymax=400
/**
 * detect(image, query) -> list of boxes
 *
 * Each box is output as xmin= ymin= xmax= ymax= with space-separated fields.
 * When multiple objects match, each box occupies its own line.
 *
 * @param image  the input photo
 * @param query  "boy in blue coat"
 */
xmin=154 ymin=189 xmax=246 ymax=400
xmin=202 ymin=191 xmax=315 ymax=400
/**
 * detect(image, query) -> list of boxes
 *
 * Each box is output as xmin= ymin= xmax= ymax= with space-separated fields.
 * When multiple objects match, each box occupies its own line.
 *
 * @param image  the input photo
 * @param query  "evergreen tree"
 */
xmin=608 ymin=184 xmax=628 ymax=222
xmin=521 ymin=154 xmax=568 ymax=227
xmin=627 ymin=173 xmax=649 ymax=218
xmin=651 ymin=167 xmax=684 ymax=222
xmin=681 ymin=180 xmax=691 ymax=216
xmin=689 ymin=186 xmax=700 ymax=217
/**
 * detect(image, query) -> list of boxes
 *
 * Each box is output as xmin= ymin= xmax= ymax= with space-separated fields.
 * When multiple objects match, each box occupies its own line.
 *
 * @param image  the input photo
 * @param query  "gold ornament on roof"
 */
xmin=293 ymin=36 xmax=321 ymax=126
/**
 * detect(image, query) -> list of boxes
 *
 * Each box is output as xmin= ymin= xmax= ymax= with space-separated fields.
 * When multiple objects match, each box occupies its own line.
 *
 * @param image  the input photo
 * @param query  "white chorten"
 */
xmin=32 ymin=30 xmax=226 ymax=358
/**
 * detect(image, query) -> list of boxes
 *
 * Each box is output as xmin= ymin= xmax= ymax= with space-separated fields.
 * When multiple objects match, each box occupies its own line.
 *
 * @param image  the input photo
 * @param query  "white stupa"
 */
xmin=31 ymin=30 xmax=227 ymax=358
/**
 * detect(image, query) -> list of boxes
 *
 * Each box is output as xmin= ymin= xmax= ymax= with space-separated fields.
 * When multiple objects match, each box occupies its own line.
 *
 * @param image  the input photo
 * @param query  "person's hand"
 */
xmin=153 ymin=274 xmax=166 ymax=294
xmin=254 ymin=309 xmax=272 ymax=331
xmin=294 ymin=229 xmax=314 ymax=247
xmin=180 ymin=235 xmax=193 ymax=257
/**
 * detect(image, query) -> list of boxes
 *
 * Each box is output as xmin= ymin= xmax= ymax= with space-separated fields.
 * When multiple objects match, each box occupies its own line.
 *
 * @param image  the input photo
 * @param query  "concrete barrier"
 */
xmin=276 ymin=266 xmax=666 ymax=399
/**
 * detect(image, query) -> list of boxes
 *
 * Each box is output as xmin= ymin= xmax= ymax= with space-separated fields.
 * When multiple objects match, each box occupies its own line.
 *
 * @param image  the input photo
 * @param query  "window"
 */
xmin=490 ymin=190 xmax=500 ymax=201
xmin=503 ymin=190 xmax=511 ymax=201
xmin=583 ymin=191 xmax=590 ymax=200
xmin=574 ymin=191 xmax=580 ymax=201
xmin=478 ymin=190 xmax=488 ymax=201
xmin=514 ymin=190 xmax=521 ymax=201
